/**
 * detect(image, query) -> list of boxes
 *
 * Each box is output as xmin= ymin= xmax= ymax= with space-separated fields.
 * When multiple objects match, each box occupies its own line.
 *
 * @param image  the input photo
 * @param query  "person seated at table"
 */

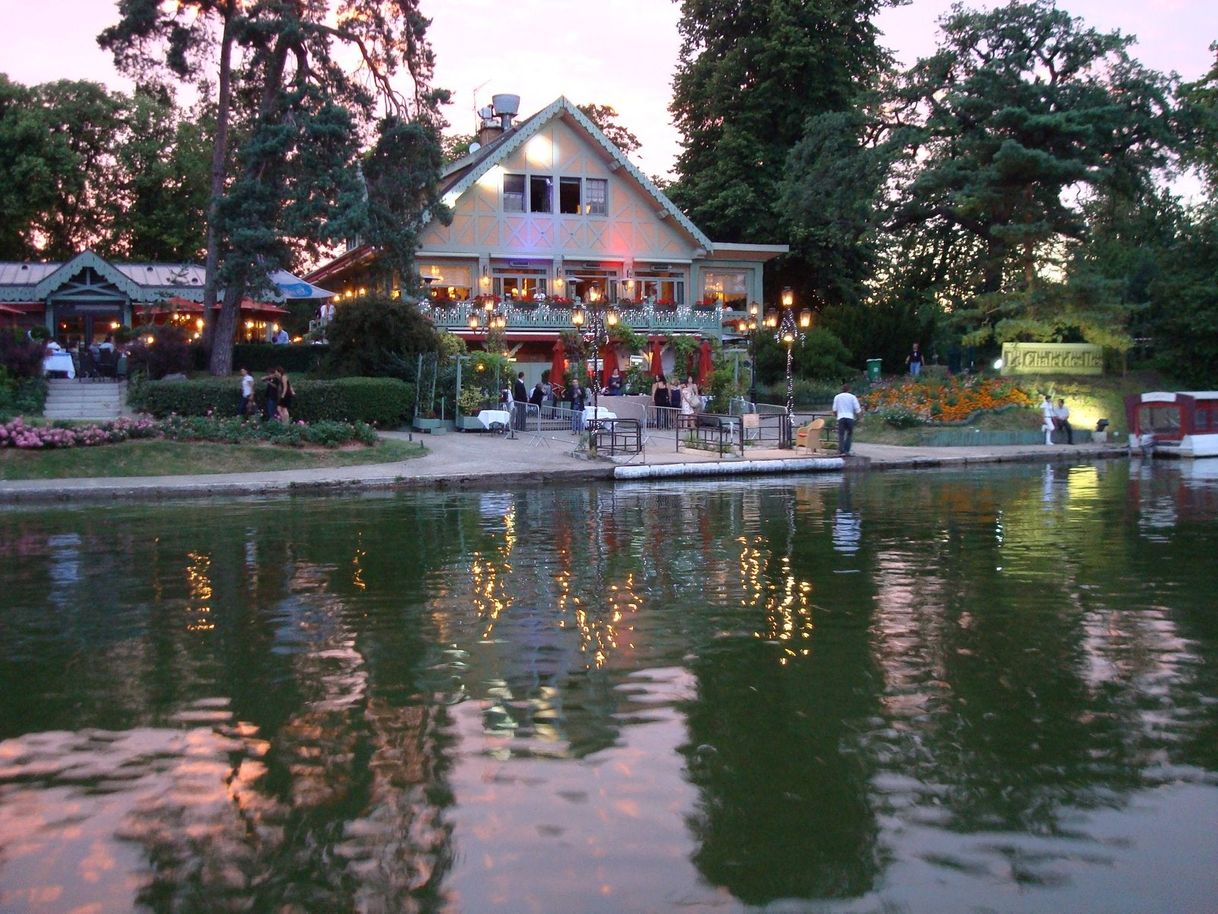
xmin=607 ymin=367 xmax=623 ymax=396
xmin=98 ymin=335 xmax=115 ymax=352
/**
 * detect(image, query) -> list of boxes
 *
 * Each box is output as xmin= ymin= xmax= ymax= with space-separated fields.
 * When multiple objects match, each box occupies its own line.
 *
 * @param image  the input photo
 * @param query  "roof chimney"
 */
xmin=491 ymin=93 xmax=520 ymax=130
xmin=476 ymin=105 xmax=502 ymax=146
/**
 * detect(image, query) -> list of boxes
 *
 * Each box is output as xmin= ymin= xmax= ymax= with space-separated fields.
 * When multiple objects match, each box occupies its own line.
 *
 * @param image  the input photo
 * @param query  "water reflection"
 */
xmin=0 ymin=465 xmax=1217 ymax=911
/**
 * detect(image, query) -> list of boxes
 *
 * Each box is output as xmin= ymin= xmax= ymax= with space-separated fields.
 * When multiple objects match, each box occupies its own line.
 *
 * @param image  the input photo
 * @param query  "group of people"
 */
xmin=1040 ymin=395 xmax=1073 ymax=444
xmin=239 ymin=366 xmax=295 ymax=422
xmin=650 ymin=374 xmax=703 ymax=426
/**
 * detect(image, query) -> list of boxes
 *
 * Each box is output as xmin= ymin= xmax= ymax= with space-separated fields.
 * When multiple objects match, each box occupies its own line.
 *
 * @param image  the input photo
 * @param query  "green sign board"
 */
xmin=1001 ymin=342 xmax=1103 ymax=376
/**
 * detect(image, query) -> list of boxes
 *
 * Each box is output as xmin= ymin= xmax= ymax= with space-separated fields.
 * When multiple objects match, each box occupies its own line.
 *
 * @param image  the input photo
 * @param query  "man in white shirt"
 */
xmin=1041 ymin=394 xmax=1056 ymax=445
xmin=832 ymin=383 xmax=863 ymax=455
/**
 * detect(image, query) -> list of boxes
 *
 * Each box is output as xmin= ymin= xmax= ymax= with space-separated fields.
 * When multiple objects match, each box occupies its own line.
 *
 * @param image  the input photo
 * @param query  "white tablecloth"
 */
xmin=476 ymin=409 xmax=512 ymax=430
xmin=42 ymin=351 xmax=75 ymax=378
xmin=582 ymin=407 xmax=617 ymax=428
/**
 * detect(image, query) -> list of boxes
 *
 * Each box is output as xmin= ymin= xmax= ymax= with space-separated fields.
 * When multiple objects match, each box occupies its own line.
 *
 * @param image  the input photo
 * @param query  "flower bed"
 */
xmin=862 ymin=377 xmax=1034 ymax=425
xmin=0 ymin=415 xmax=377 ymax=450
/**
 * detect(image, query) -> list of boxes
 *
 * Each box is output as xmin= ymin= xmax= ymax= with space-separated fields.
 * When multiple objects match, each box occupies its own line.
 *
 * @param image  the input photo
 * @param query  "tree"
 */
xmin=1177 ymin=42 xmax=1218 ymax=196
xmin=104 ymin=88 xmax=212 ymax=261
xmin=576 ymin=103 xmax=642 ymax=157
xmin=668 ymin=0 xmax=893 ymax=246
xmin=0 ymin=77 xmax=125 ymax=259
xmin=100 ymin=0 xmax=451 ymax=376
xmin=881 ymin=0 xmax=1177 ymax=349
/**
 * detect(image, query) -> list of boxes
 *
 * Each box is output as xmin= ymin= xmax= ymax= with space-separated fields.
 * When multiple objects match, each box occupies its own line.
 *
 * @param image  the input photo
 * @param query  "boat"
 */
xmin=1125 ymin=391 xmax=1218 ymax=458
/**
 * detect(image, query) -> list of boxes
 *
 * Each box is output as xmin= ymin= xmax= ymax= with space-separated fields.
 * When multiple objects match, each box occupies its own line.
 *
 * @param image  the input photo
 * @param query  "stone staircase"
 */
xmin=43 ymin=379 xmax=128 ymax=421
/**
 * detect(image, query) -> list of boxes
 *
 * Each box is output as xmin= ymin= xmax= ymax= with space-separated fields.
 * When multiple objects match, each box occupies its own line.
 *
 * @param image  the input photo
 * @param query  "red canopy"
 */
xmin=648 ymin=336 xmax=665 ymax=377
xmin=697 ymin=338 xmax=714 ymax=386
xmin=599 ymin=345 xmax=619 ymax=388
xmin=550 ymin=337 xmax=566 ymax=386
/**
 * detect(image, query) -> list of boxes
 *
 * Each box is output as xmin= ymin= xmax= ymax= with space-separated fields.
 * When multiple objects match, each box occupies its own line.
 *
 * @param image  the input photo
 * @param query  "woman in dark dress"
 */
xmin=651 ymin=373 xmax=670 ymax=428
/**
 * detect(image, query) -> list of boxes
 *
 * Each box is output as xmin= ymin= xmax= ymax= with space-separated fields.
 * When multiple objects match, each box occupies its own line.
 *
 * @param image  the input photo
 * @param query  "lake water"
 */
xmin=1 ymin=461 xmax=1216 ymax=913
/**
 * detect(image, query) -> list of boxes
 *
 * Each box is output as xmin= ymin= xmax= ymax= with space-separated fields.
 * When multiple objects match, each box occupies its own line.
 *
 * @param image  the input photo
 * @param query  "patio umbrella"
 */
xmin=599 ymin=344 xmax=619 ymax=389
xmin=648 ymin=336 xmax=664 ymax=376
xmin=697 ymin=338 xmax=714 ymax=386
xmin=550 ymin=337 xmax=566 ymax=384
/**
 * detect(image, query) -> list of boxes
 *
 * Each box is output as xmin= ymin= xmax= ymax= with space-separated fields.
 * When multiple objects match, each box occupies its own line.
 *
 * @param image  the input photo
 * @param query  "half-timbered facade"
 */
xmin=307 ymin=95 xmax=787 ymax=377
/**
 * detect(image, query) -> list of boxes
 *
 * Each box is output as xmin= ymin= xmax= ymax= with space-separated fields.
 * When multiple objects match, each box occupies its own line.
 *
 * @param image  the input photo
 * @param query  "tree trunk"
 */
xmin=202 ymin=3 xmax=235 ymax=369
xmin=209 ymin=280 xmax=244 ymax=376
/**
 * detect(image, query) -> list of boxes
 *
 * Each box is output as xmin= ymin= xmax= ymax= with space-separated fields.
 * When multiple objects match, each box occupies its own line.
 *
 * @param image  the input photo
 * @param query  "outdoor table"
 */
xmin=582 ymin=406 xmax=617 ymax=429
xmin=42 ymin=351 xmax=75 ymax=378
xmin=476 ymin=409 xmax=512 ymax=430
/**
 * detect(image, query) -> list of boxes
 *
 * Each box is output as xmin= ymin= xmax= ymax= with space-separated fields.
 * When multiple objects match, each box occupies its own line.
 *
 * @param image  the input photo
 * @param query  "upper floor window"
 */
xmin=504 ymin=174 xmax=525 ymax=212
xmin=530 ymin=176 xmax=552 ymax=213
xmin=559 ymin=177 xmax=582 ymax=214
xmin=586 ymin=178 xmax=607 ymax=215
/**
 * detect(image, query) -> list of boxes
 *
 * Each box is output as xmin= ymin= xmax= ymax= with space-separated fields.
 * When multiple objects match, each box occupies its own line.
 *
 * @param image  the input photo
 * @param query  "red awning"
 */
xmin=648 ymin=336 xmax=665 ymax=377
xmin=550 ymin=338 xmax=566 ymax=385
xmin=599 ymin=345 xmax=619 ymax=388
xmin=697 ymin=338 xmax=714 ymax=386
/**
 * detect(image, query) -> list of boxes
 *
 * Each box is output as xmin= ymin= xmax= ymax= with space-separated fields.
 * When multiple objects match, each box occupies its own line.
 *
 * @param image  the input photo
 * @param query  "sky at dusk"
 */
xmin=0 ymin=0 xmax=1214 ymax=178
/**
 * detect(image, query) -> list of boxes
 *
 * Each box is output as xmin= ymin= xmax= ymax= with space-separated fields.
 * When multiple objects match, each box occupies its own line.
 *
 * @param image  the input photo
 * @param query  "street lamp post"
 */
xmin=736 ymin=301 xmax=762 ymax=408
xmin=570 ymin=287 xmax=619 ymax=417
xmin=762 ymin=288 xmax=812 ymax=447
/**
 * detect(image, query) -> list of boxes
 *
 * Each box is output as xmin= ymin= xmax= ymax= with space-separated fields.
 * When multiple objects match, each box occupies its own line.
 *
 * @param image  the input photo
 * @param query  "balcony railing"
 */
xmin=425 ymin=300 xmax=729 ymax=335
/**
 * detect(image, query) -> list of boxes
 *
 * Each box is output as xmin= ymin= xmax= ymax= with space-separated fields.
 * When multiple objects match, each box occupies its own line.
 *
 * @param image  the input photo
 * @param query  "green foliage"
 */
xmin=875 ymin=405 xmax=922 ymax=428
xmin=608 ymin=324 xmax=646 ymax=353
xmin=0 ymin=363 xmax=47 ymax=421
xmin=1147 ymin=204 xmax=1218 ymax=387
xmin=159 ymin=415 xmax=378 ymax=448
xmin=324 ymin=296 xmax=440 ymax=378
xmin=754 ymin=326 xmax=854 ymax=383
xmin=130 ymin=376 xmax=415 ymax=426
xmin=231 ymin=344 xmax=329 ymax=375
xmin=127 ymin=324 xmax=193 ymax=380
xmin=880 ymin=0 xmax=1176 ymax=348
xmin=0 ymin=330 xmax=45 ymax=380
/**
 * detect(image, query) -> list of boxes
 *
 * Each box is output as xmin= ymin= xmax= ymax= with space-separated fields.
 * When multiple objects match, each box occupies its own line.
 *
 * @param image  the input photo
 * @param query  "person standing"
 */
xmin=906 ymin=342 xmax=924 ymax=377
xmin=569 ymin=379 xmax=586 ymax=432
xmin=832 ymin=383 xmax=863 ymax=455
xmin=1040 ymin=394 xmax=1056 ymax=445
xmin=1054 ymin=398 xmax=1073 ymax=444
xmin=277 ymin=368 xmax=295 ymax=422
xmin=261 ymin=368 xmax=281 ymax=421
xmin=239 ymin=368 xmax=254 ymax=417
xmin=651 ymin=373 xmax=670 ymax=428
xmin=511 ymin=371 xmax=528 ymax=430
xmin=607 ymin=367 xmax=623 ymax=396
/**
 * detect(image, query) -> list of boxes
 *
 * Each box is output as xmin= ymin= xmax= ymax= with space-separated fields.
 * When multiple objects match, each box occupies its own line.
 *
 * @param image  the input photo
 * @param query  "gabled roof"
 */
xmin=437 ymin=97 xmax=714 ymax=251
xmin=32 ymin=250 xmax=147 ymax=301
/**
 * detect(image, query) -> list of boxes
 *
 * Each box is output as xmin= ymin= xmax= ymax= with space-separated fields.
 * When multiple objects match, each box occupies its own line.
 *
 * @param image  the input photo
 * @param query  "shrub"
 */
xmin=0 ymin=330 xmax=45 ymax=380
xmin=231 ymin=343 xmax=329 ymax=374
xmin=129 ymin=375 xmax=415 ymax=426
xmin=127 ymin=325 xmax=193 ymax=379
xmin=875 ymin=405 xmax=922 ymax=428
xmin=324 ymin=296 xmax=440 ymax=378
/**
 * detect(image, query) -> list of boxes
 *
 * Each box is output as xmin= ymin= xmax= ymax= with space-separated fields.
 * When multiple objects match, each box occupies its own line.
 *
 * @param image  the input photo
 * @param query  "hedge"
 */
xmin=188 ymin=343 xmax=331 ymax=375
xmin=129 ymin=376 xmax=415 ymax=426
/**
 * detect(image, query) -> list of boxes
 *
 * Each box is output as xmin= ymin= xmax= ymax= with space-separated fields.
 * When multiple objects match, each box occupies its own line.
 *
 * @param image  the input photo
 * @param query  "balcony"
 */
xmin=424 ymin=300 xmax=728 ymax=336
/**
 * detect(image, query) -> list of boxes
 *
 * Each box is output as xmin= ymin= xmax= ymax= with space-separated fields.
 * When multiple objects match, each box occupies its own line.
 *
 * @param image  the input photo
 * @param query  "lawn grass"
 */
xmin=0 ymin=438 xmax=424 ymax=481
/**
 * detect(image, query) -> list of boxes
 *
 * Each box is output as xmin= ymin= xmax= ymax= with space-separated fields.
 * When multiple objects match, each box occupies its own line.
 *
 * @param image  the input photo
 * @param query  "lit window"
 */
xmin=586 ymin=178 xmax=607 ymax=215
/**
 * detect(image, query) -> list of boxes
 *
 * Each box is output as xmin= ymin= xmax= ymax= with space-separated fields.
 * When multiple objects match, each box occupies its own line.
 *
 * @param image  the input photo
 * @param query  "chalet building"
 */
xmin=306 ymin=95 xmax=788 ymax=382
xmin=0 ymin=250 xmax=331 ymax=344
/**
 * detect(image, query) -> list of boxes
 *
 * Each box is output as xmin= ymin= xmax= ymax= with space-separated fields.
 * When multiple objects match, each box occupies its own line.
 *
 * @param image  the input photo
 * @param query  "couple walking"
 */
xmin=239 ymin=366 xmax=295 ymax=421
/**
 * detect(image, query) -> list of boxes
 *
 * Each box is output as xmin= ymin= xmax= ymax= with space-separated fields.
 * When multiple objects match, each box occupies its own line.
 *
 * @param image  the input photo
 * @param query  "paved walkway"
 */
xmin=0 ymin=426 xmax=1129 ymax=504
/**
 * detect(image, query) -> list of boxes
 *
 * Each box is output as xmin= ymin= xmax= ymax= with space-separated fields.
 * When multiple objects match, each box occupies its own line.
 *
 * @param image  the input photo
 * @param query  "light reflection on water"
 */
xmin=1 ymin=462 xmax=1217 ymax=912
